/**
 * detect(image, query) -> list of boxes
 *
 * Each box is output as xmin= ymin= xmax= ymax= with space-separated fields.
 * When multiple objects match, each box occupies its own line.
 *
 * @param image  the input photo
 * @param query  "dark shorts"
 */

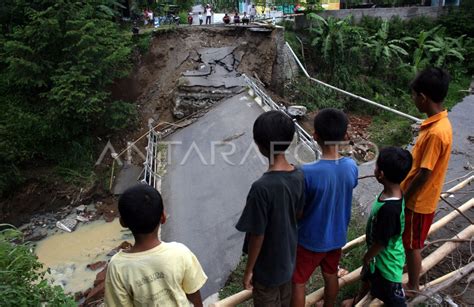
xmin=362 ymin=266 xmax=406 ymax=307
xmin=403 ymin=208 xmax=435 ymax=250
xmin=292 ymin=245 xmax=342 ymax=284
xmin=253 ymin=280 xmax=291 ymax=307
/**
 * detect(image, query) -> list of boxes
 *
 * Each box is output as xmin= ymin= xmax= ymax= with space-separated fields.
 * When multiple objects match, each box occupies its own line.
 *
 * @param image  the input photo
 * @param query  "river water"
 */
xmin=35 ymin=219 xmax=132 ymax=294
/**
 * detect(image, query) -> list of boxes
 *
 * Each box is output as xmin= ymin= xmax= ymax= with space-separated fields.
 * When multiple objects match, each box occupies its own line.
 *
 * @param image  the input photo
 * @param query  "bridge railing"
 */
xmin=284 ymin=42 xmax=422 ymax=123
xmin=142 ymin=124 xmax=162 ymax=191
xmin=242 ymin=74 xmax=321 ymax=159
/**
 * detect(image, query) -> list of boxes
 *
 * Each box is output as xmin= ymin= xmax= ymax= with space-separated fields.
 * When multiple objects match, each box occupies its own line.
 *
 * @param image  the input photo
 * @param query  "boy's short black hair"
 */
xmin=253 ymin=110 xmax=295 ymax=153
xmin=377 ymin=147 xmax=413 ymax=184
xmin=313 ymin=108 xmax=348 ymax=142
xmin=118 ymin=184 xmax=163 ymax=235
xmin=410 ymin=67 xmax=451 ymax=103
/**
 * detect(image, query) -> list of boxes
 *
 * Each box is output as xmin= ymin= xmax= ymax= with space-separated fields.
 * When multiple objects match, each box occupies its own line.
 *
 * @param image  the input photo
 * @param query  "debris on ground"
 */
xmin=286 ymin=105 xmax=307 ymax=117
xmin=24 ymin=228 xmax=48 ymax=241
xmin=86 ymin=261 xmax=107 ymax=271
xmin=77 ymin=241 xmax=132 ymax=305
xmin=56 ymin=218 xmax=78 ymax=233
xmin=107 ymin=241 xmax=132 ymax=257
xmin=82 ymin=265 xmax=107 ymax=306
xmin=299 ymin=111 xmax=375 ymax=163
xmin=18 ymin=200 xmax=116 ymax=241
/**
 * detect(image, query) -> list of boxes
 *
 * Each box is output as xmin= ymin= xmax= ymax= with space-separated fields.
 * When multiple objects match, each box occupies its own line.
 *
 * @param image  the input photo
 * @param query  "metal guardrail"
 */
xmin=242 ymin=74 xmax=321 ymax=159
xmin=284 ymin=42 xmax=423 ymax=123
xmin=142 ymin=124 xmax=162 ymax=191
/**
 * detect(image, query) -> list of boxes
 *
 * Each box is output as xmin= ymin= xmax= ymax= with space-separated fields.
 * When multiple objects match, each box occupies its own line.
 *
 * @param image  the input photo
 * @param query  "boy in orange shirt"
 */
xmin=401 ymin=68 xmax=452 ymax=295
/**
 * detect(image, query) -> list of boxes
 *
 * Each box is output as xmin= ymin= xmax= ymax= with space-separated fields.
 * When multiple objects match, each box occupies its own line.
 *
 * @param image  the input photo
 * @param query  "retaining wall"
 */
xmin=295 ymin=6 xmax=449 ymax=29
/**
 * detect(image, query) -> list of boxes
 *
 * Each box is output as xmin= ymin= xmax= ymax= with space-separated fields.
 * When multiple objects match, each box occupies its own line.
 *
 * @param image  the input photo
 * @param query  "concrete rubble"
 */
xmin=173 ymin=46 xmax=247 ymax=119
xmin=20 ymin=202 xmax=106 ymax=242
xmin=75 ymin=241 xmax=132 ymax=306
xmin=86 ymin=261 xmax=107 ymax=271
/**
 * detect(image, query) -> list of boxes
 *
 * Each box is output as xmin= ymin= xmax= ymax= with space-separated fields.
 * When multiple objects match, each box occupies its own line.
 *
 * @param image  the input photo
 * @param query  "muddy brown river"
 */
xmin=35 ymin=219 xmax=132 ymax=294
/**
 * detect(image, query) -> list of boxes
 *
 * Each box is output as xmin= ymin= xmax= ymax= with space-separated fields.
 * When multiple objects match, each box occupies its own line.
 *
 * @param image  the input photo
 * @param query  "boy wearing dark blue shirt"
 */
xmin=236 ymin=111 xmax=305 ymax=306
xmin=291 ymin=109 xmax=358 ymax=307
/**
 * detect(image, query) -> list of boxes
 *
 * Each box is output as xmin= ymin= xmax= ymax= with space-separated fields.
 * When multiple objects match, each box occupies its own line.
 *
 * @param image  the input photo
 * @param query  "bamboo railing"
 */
xmin=211 ymin=176 xmax=473 ymax=306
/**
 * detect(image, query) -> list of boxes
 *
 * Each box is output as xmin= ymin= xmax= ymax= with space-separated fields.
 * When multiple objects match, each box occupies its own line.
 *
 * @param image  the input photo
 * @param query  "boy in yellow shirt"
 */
xmin=105 ymin=184 xmax=207 ymax=306
xmin=401 ymin=68 xmax=452 ymax=295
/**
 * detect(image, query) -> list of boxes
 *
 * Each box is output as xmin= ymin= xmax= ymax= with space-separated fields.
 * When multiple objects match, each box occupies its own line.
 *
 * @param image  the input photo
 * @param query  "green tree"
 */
xmin=425 ymin=34 xmax=466 ymax=68
xmin=308 ymin=14 xmax=364 ymax=84
xmin=0 ymin=0 xmax=136 ymax=196
xmin=405 ymin=25 xmax=441 ymax=72
xmin=363 ymin=20 xmax=409 ymax=72
xmin=0 ymin=226 xmax=75 ymax=306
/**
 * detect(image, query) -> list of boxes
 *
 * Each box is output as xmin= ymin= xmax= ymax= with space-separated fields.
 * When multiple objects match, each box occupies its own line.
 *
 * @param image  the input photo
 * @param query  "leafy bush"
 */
xmin=0 ymin=0 xmax=135 ymax=196
xmin=308 ymin=14 xmax=365 ymax=82
xmin=439 ymin=2 xmax=474 ymax=38
xmin=0 ymin=226 xmax=75 ymax=306
xmin=286 ymin=13 xmax=471 ymax=147
xmin=134 ymin=32 xmax=153 ymax=54
xmin=363 ymin=20 xmax=410 ymax=73
xmin=369 ymin=114 xmax=413 ymax=148
xmin=289 ymin=77 xmax=347 ymax=110
xmin=179 ymin=11 xmax=188 ymax=24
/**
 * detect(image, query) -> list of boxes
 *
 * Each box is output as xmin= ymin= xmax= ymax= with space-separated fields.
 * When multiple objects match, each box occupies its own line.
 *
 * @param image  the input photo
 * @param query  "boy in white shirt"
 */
xmin=198 ymin=12 xmax=203 ymax=25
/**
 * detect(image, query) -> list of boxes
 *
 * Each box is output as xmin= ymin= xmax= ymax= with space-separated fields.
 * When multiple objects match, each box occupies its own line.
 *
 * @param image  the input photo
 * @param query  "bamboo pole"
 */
xmin=440 ymin=196 xmax=474 ymax=224
xmin=440 ymin=175 xmax=473 ymax=198
xmin=419 ymin=263 xmax=471 ymax=291
xmin=429 ymin=198 xmax=473 ymax=234
xmin=305 ymin=268 xmax=363 ymax=306
xmin=342 ymin=176 xmax=473 ymax=253
xmin=212 ymin=198 xmax=473 ymax=307
xmin=210 ymin=290 xmax=252 ymax=307
xmin=357 ymin=225 xmax=474 ymax=307
xmin=409 ymin=225 xmax=474 ymax=280
xmin=342 ymin=235 xmax=366 ymax=252
xmin=408 ymin=262 xmax=474 ymax=306
xmin=212 ymin=176 xmax=473 ymax=307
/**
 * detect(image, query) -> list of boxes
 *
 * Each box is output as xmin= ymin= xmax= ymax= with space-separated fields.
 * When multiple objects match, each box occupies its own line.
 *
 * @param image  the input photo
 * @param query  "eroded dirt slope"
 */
xmin=111 ymin=26 xmax=284 ymax=126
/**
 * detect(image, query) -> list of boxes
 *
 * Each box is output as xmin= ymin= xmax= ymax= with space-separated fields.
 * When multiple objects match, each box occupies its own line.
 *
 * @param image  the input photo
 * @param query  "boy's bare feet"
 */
xmin=337 ymin=267 xmax=349 ymax=278
xmin=341 ymin=298 xmax=355 ymax=307
xmin=402 ymin=283 xmax=417 ymax=298
xmin=315 ymin=300 xmax=324 ymax=307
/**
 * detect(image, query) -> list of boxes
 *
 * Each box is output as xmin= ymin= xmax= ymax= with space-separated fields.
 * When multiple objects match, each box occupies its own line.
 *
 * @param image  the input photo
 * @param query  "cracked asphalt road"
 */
xmin=161 ymin=93 xmax=266 ymax=297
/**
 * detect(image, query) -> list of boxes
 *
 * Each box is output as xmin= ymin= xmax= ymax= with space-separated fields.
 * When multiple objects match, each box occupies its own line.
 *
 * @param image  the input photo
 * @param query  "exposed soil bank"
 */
xmin=111 ymin=26 xmax=290 ymax=126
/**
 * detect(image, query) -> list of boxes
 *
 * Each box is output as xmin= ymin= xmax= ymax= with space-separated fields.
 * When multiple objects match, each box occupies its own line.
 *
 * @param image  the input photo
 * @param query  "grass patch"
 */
xmin=132 ymin=31 xmax=153 ymax=54
xmin=51 ymin=139 xmax=97 ymax=187
xmin=336 ymin=208 xmax=366 ymax=304
xmin=218 ymin=255 xmax=252 ymax=306
xmin=368 ymin=114 xmax=413 ymax=148
xmin=444 ymin=74 xmax=471 ymax=110
xmin=368 ymin=74 xmax=470 ymax=148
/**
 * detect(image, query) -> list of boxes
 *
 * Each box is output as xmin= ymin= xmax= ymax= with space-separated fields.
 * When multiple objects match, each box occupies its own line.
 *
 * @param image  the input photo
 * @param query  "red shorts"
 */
xmin=292 ymin=245 xmax=341 ymax=284
xmin=403 ymin=208 xmax=435 ymax=250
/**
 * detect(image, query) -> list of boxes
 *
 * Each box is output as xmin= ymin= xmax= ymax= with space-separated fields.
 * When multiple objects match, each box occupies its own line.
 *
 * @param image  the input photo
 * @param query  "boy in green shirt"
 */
xmin=349 ymin=147 xmax=412 ymax=306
